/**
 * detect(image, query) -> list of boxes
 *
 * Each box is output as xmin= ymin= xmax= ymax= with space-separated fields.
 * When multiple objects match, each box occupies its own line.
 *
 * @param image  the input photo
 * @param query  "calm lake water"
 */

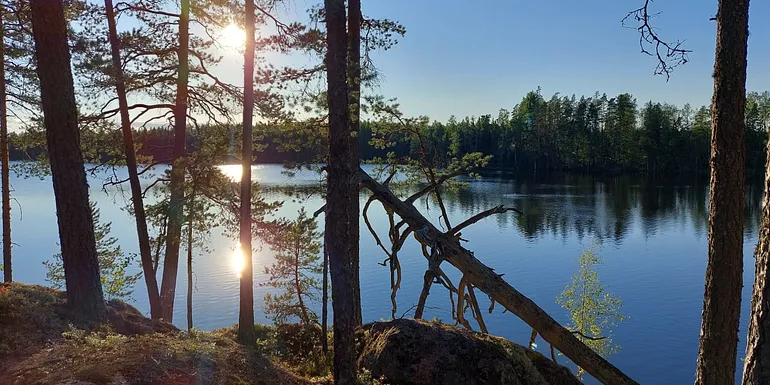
xmin=8 ymin=162 xmax=763 ymax=385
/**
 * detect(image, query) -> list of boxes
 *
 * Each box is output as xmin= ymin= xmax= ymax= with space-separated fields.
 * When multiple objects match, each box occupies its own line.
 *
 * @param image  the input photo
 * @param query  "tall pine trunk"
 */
xmin=321 ymin=235 xmax=329 ymax=354
xmin=186 ymin=207 xmax=194 ymax=332
xmin=159 ymin=0 xmax=190 ymax=322
xmin=237 ymin=0 xmax=257 ymax=345
xmin=30 ymin=0 xmax=106 ymax=320
xmin=695 ymin=0 xmax=749 ymax=383
xmin=104 ymin=0 xmax=162 ymax=319
xmin=0 ymin=3 xmax=11 ymax=284
xmin=324 ymin=0 xmax=359 ymax=382
xmin=744 ymin=123 xmax=770 ymax=385
xmin=347 ymin=0 xmax=362 ymax=327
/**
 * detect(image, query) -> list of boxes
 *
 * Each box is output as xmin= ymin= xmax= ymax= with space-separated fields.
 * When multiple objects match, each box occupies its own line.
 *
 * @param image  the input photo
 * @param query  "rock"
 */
xmin=358 ymin=319 xmax=581 ymax=385
xmin=105 ymin=300 xmax=178 ymax=336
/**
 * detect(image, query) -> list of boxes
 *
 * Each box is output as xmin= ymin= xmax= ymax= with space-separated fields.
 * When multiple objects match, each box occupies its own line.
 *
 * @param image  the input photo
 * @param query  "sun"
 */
xmin=219 ymin=23 xmax=246 ymax=51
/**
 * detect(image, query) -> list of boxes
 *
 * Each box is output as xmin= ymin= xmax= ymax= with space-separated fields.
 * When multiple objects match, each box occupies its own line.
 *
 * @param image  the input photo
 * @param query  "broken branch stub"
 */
xmin=358 ymin=169 xmax=638 ymax=385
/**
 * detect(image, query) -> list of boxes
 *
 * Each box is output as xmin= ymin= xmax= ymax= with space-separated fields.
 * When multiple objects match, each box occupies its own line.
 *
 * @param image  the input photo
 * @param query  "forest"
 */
xmin=0 ymin=0 xmax=767 ymax=385
xmin=9 ymin=89 xmax=770 ymax=176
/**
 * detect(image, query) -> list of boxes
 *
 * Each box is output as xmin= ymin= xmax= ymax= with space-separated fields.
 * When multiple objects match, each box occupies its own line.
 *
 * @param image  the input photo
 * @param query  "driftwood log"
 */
xmin=358 ymin=169 xmax=638 ymax=385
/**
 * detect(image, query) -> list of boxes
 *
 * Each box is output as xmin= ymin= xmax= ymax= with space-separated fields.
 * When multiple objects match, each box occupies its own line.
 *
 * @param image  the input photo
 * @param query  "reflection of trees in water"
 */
xmin=437 ymin=173 xmax=762 ymax=244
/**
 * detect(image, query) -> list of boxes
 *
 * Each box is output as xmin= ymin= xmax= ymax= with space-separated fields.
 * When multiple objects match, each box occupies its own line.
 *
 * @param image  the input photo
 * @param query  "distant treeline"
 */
xmin=361 ymin=89 xmax=770 ymax=176
xmin=11 ymin=89 xmax=770 ymax=175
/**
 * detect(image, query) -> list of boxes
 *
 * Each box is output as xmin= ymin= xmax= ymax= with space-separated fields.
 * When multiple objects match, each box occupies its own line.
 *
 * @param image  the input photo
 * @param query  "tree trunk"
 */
xmin=294 ymin=238 xmax=310 ymax=324
xmin=103 ymin=0 xmax=162 ymax=319
xmin=695 ymin=1 xmax=749 ymax=383
xmin=159 ymin=0 xmax=190 ymax=322
xmin=237 ymin=0 xmax=257 ymax=345
xmin=743 ymin=124 xmax=770 ymax=385
xmin=30 ymin=0 xmax=106 ymax=320
xmin=322 ymin=233 xmax=329 ymax=354
xmin=324 ymin=0 xmax=359 ymax=382
xmin=0 ymin=3 xmax=11 ymax=284
xmin=186 ymin=208 xmax=193 ymax=332
xmin=347 ymin=0 xmax=362 ymax=327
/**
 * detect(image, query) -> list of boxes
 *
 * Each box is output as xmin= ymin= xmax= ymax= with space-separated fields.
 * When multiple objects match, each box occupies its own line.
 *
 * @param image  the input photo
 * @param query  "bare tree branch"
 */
xmin=449 ymin=205 xmax=522 ymax=235
xmin=623 ymin=0 xmax=691 ymax=80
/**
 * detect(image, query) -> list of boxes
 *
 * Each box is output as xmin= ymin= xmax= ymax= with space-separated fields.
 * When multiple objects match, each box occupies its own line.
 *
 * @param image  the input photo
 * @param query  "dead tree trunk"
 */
xmin=0 ymin=3 xmax=10 ymax=284
xmin=695 ymin=0 xmax=749 ymax=384
xmin=104 ymin=0 xmax=162 ymax=319
xmin=159 ymin=0 xmax=190 ymax=322
xmin=359 ymin=170 xmax=638 ymax=385
xmin=30 ymin=0 xmax=106 ymax=320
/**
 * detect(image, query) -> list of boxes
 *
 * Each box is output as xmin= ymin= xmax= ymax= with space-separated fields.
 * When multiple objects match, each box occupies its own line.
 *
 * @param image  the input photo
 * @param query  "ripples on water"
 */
xmin=9 ymin=163 xmax=763 ymax=384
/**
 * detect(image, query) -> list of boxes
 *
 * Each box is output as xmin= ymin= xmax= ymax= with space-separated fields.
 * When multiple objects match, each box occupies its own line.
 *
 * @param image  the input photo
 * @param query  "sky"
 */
xmin=212 ymin=0 xmax=769 ymax=122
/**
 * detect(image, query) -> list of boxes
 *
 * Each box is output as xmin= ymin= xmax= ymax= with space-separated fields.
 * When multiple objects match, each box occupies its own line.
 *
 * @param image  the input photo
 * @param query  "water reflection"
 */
xmin=443 ymin=173 xmax=762 ymax=244
xmin=231 ymin=242 xmax=245 ymax=278
xmin=218 ymin=164 xmax=244 ymax=181
xmin=8 ymin=165 xmax=765 ymax=385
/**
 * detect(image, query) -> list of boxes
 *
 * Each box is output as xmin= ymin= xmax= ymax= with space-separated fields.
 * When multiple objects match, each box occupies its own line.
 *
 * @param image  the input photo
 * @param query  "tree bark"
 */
xmin=322 ymin=233 xmax=329 ymax=354
xmin=103 ymin=0 xmax=162 ymax=319
xmin=695 ymin=1 xmax=749 ymax=384
xmin=294 ymin=240 xmax=310 ymax=324
xmin=358 ymin=170 xmax=638 ymax=385
xmin=30 ymin=0 xmax=106 ymax=320
xmin=743 ymin=125 xmax=770 ymax=385
xmin=347 ymin=0 xmax=362 ymax=328
xmin=325 ymin=0 xmax=359 ymax=383
xmin=0 ymin=3 xmax=11 ymax=284
xmin=159 ymin=0 xmax=190 ymax=322
xmin=237 ymin=0 xmax=257 ymax=345
xmin=186 ymin=208 xmax=193 ymax=332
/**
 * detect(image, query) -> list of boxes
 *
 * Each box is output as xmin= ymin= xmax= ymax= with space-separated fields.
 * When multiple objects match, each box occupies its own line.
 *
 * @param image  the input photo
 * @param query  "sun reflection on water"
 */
xmin=232 ymin=242 xmax=245 ymax=278
xmin=218 ymin=164 xmax=243 ymax=181
xmin=216 ymin=164 xmax=264 ymax=182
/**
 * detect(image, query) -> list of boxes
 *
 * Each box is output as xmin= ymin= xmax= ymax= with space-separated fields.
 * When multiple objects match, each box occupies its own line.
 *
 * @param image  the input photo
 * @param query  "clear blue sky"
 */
xmin=153 ymin=0 xmax=770 ymax=124
xmin=284 ymin=0 xmax=769 ymax=122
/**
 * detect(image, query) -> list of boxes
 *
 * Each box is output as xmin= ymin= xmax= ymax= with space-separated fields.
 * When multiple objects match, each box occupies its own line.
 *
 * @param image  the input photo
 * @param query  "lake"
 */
xmin=7 ymin=162 xmax=763 ymax=385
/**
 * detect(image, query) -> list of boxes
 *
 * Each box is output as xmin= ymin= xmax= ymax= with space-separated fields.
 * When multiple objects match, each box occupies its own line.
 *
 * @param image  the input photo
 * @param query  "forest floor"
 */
xmin=0 ymin=283 xmax=581 ymax=385
xmin=0 ymin=283 xmax=325 ymax=385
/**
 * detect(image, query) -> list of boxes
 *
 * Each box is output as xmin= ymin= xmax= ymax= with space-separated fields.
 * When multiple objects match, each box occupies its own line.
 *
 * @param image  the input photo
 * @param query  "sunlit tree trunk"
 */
xmin=0 ymin=3 xmax=11 ymax=284
xmin=160 ymin=0 xmax=190 ymax=322
xmin=30 ymin=0 xmax=105 ymax=320
xmin=237 ymin=0 xmax=257 ymax=345
xmin=103 ymin=0 xmax=162 ymax=319
xmin=695 ymin=0 xmax=749 ymax=383
xmin=325 ymin=0 xmax=360 ymax=382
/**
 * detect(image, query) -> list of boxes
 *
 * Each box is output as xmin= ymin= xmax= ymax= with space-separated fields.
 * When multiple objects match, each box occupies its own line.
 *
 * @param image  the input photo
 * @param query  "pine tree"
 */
xmin=262 ymin=208 xmax=323 ymax=324
xmin=44 ymin=202 xmax=141 ymax=300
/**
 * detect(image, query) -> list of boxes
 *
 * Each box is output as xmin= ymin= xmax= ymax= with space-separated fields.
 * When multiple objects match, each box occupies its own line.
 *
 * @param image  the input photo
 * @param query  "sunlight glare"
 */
xmin=218 ymin=164 xmax=242 ymax=181
xmin=232 ymin=242 xmax=245 ymax=278
xmin=218 ymin=23 xmax=246 ymax=52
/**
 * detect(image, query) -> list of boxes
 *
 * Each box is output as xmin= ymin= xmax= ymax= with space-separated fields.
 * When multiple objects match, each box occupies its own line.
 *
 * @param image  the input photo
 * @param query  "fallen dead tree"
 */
xmin=358 ymin=168 xmax=638 ymax=385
